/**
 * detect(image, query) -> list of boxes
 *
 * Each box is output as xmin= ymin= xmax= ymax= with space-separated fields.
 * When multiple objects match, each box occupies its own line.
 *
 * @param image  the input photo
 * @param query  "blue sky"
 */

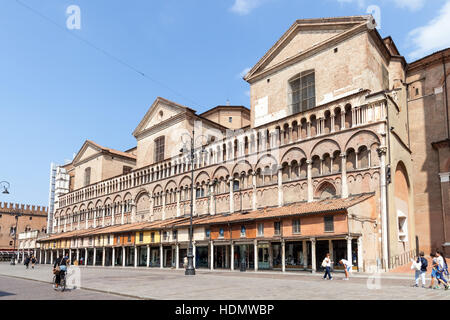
xmin=1 ymin=0 xmax=449 ymax=207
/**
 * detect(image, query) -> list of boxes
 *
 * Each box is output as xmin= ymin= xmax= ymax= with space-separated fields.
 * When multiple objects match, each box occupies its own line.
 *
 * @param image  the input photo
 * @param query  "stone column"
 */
xmin=93 ymin=210 xmax=97 ymax=228
xmin=231 ymin=242 xmax=234 ymax=271
xmin=122 ymin=247 xmax=126 ymax=267
xmin=112 ymin=248 xmax=115 ymax=268
xmin=346 ymin=236 xmax=352 ymax=267
xmin=160 ymin=244 xmax=164 ymax=269
xmin=146 ymin=245 xmax=150 ymax=267
xmin=176 ymin=244 xmax=180 ymax=269
xmin=121 ymin=203 xmax=125 ymax=225
xmin=131 ymin=202 xmax=136 ymax=224
xmin=192 ymin=186 xmax=197 ymax=217
xmin=378 ymin=145 xmax=388 ymax=270
xmin=311 ymin=238 xmax=316 ymax=273
xmin=76 ymin=249 xmax=79 ymax=263
xmin=162 ymin=192 xmax=166 ymax=221
xmin=210 ymin=241 xmax=214 ymax=271
xmin=340 ymin=153 xmax=348 ymax=198
xmin=302 ymin=240 xmax=307 ymax=270
xmin=111 ymin=205 xmax=115 ymax=226
xmin=278 ymin=166 xmax=283 ymax=207
xmin=229 ymin=178 xmax=234 ymax=214
xmin=134 ymin=246 xmax=138 ymax=268
xmin=209 ymin=183 xmax=215 ymax=215
xmin=68 ymin=249 xmax=71 ymax=263
xmin=176 ymin=190 xmax=181 ymax=217
xmin=252 ymin=173 xmax=257 ymax=211
xmin=102 ymin=247 xmax=106 ymax=267
xmin=39 ymin=250 xmax=42 ymax=264
xmin=44 ymin=250 xmax=47 ymax=264
xmin=85 ymin=213 xmax=88 ymax=229
xmin=331 ymin=114 xmax=335 ymax=133
xmin=307 ymin=160 xmax=313 ymax=202
xmin=357 ymin=237 xmax=363 ymax=272
xmin=84 ymin=248 xmax=87 ymax=266
xmin=281 ymin=240 xmax=286 ymax=273
xmin=50 ymin=251 xmax=53 ymax=265
xmin=102 ymin=207 xmax=105 ymax=227
xmin=329 ymin=240 xmax=334 ymax=268
xmin=93 ymin=248 xmax=96 ymax=266
xmin=254 ymin=240 xmax=258 ymax=272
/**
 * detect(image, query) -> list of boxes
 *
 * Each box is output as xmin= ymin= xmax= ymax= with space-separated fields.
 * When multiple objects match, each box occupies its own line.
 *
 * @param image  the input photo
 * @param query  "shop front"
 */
xmin=137 ymin=246 xmax=147 ymax=267
xmin=195 ymin=245 xmax=209 ymax=269
xmin=178 ymin=247 xmax=187 ymax=268
xmin=114 ymin=247 xmax=122 ymax=266
xmin=163 ymin=246 xmax=173 ymax=268
xmin=104 ymin=247 xmax=113 ymax=266
xmin=150 ymin=247 xmax=160 ymax=267
xmin=95 ymin=248 xmax=103 ymax=266
xmin=125 ymin=247 xmax=134 ymax=266
xmin=233 ymin=243 xmax=254 ymax=270
xmin=214 ymin=244 xmax=230 ymax=269
xmin=257 ymin=243 xmax=270 ymax=270
xmin=285 ymin=241 xmax=305 ymax=270
xmin=87 ymin=248 xmax=94 ymax=266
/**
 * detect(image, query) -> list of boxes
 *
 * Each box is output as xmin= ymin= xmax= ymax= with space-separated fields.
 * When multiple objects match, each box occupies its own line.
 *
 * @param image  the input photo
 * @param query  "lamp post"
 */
xmin=0 ymin=181 xmax=10 ymax=194
xmin=180 ymin=129 xmax=207 ymax=276
xmin=10 ymin=212 xmax=23 ymax=265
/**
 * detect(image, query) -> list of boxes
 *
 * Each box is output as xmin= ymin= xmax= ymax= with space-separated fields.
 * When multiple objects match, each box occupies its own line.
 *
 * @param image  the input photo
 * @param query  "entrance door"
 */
xmin=150 ymin=248 xmax=160 ymax=267
xmin=258 ymin=245 xmax=270 ymax=270
xmin=164 ymin=247 xmax=172 ymax=268
xmin=195 ymin=246 xmax=209 ymax=269
xmin=315 ymin=240 xmax=329 ymax=270
xmin=179 ymin=248 xmax=187 ymax=268
xmin=138 ymin=247 xmax=147 ymax=266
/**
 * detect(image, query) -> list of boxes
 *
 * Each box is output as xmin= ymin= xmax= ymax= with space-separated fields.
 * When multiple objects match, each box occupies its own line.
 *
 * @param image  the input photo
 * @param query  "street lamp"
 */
xmin=180 ymin=129 xmax=207 ymax=276
xmin=1 ymin=181 xmax=10 ymax=194
xmin=10 ymin=212 xmax=23 ymax=265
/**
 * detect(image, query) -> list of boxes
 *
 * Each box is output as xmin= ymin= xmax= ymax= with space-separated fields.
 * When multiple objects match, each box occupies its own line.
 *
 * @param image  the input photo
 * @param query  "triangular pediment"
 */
xmin=244 ymin=16 xmax=372 ymax=81
xmin=132 ymin=97 xmax=195 ymax=138
xmin=72 ymin=141 xmax=103 ymax=165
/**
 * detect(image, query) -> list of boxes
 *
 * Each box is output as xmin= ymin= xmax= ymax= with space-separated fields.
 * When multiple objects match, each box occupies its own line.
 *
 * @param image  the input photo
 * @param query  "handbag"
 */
xmin=321 ymin=259 xmax=327 ymax=268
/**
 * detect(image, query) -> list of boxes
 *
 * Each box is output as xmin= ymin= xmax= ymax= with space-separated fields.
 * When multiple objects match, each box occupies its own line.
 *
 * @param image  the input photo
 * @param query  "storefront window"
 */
xmin=258 ymin=244 xmax=270 ymax=269
xmin=285 ymin=242 xmax=304 ymax=268
xmin=196 ymin=246 xmax=209 ymax=268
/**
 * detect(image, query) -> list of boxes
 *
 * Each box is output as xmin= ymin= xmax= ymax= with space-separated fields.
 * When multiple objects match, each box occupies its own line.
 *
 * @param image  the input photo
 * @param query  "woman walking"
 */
xmin=322 ymin=253 xmax=333 ymax=280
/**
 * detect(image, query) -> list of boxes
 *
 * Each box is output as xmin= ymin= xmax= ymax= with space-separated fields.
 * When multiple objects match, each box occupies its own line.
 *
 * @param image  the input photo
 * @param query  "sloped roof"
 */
xmin=72 ymin=140 xmax=136 ymax=165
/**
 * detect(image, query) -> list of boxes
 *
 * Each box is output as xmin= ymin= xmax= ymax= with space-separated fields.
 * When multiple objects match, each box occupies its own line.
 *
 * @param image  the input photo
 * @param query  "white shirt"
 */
xmin=323 ymin=257 xmax=331 ymax=267
xmin=437 ymin=256 xmax=445 ymax=269
xmin=341 ymin=259 xmax=352 ymax=268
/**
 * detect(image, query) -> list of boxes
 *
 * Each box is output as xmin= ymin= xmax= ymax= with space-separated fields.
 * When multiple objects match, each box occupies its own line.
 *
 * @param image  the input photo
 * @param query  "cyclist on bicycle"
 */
xmin=53 ymin=253 xmax=69 ymax=290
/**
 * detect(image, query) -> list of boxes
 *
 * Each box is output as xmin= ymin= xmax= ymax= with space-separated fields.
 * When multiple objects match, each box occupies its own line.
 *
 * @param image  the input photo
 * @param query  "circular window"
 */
xmin=159 ymin=111 xmax=164 ymax=119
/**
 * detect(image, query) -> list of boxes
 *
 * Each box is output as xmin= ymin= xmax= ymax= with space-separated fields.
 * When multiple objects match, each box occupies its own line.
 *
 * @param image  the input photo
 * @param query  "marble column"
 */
xmin=307 ymin=160 xmax=313 ymax=202
xmin=340 ymin=153 xmax=348 ymax=198
xmin=311 ymin=238 xmax=316 ymax=273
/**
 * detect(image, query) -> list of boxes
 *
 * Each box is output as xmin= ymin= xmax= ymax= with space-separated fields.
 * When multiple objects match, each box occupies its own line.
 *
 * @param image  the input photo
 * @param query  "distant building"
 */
xmin=0 ymin=202 xmax=48 ymax=254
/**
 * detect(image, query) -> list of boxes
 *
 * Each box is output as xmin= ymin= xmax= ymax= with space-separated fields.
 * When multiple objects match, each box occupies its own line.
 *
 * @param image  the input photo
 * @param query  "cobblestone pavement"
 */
xmin=0 ymin=275 xmax=131 ymax=300
xmin=0 ymin=263 xmax=449 ymax=300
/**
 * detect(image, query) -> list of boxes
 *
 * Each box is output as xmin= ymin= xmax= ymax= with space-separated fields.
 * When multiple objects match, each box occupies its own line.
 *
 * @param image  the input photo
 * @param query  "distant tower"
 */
xmin=47 ymin=163 xmax=70 ymax=234
xmin=226 ymin=99 xmax=230 ymax=106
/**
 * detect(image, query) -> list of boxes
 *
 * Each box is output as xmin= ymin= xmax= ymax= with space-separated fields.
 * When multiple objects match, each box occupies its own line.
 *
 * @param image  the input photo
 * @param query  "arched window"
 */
xmin=288 ymin=71 xmax=316 ymax=114
xmin=84 ymin=167 xmax=91 ymax=187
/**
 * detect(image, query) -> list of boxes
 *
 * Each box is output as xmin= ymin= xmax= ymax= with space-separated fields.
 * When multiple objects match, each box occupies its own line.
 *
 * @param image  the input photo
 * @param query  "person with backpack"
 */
xmin=414 ymin=251 xmax=427 ymax=288
xmin=24 ymin=255 xmax=30 ymax=269
xmin=322 ymin=253 xmax=333 ymax=280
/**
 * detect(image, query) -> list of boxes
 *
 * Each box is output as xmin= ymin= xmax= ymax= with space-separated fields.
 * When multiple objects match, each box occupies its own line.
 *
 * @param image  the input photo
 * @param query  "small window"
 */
xmin=233 ymin=180 xmax=240 ymax=191
xmin=334 ymin=48 xmax=338 ymax=53
xmin=415 ymin=88 xmax=419 ymax=96
xmin=107 ymin=235 xmax=111 ymax=244
xmin=205 ymin=229 xmax=211 ymax=238
xmin=29 ymin=217 xmax=32 ymax=220
xmin=84 ymin=167 xmax=91 ymax=187
xmin=240 ymin=226 xmax=246 ymax=237
xmin=228 ymin=117 xmax=233 ymax=123
xmin=257 ymin=223 xmax=264 ymax=237
xmin=219 ymin=228 xmax=224 ymax=238
xmin=154 ymin=136 xmax=165 ymax=163
xmin=292 ymin=219 xmax=301 ymax=234
xmin=173 ymin=230 xmax=178 ymax=240
xmin=163 ymin=232 xmax=167 ymax=241
xmin=9 ymin=241 xmax=13 ymax=246
xmin=127 ymin=234 xmax=131 ymax=242
xmin=151 ymin=232 xmax=155 ymax=243
xmin=324 ymin=216 xmax=334 ymax=232
xmin=139 ymin=232 xmax=143 ymax=242
xmin=274 ymin=222 xmax=281 ymax=236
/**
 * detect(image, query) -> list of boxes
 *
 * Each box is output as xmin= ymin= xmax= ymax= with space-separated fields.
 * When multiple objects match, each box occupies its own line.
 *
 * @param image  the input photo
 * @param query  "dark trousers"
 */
xmin=323 ymin=266 xmax=332 ymax=279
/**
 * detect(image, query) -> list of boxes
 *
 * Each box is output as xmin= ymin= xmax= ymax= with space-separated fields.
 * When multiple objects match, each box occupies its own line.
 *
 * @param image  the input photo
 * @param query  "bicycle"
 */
xmin=52 ymin=270 xmax=66 ymax=292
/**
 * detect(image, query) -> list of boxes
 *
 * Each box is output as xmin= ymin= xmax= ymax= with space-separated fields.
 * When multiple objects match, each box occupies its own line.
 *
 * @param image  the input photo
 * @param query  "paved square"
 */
xmin=0 ymin=263 xmax=449 ymax=300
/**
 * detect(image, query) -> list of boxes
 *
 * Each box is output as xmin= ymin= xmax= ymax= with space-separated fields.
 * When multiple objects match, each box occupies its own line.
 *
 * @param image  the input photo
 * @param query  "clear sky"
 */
xmin=1 ymin=0 xmax=449 ymax=207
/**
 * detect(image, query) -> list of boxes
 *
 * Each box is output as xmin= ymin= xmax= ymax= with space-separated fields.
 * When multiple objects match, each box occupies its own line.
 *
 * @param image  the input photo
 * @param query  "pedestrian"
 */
xmin=80 ymin=256 xmax=84 ymax=265
xmin=339 ymin=258 xmax=352 ymax=280
xmin=322 ymin=253 xmax=332 ymax=280
xmin=183 ymin=256 xmax=188 ymax=269
xmin=24 ymin=255 xmax=30 ymax=269
xmin=436 ymin=251 xmax=449 ymax=290
xmin=31 ymin=255 xmax=36 ymax=269
xmin=429 ymin=252 xmax=439 ymax=289
xmin=413 ymin=251 xmax=427 ymax=288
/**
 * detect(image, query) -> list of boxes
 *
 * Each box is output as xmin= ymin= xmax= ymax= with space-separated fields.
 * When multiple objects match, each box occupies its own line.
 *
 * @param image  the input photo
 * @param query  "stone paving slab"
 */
xmin=0 ymin=263 xmax=449 ymax=300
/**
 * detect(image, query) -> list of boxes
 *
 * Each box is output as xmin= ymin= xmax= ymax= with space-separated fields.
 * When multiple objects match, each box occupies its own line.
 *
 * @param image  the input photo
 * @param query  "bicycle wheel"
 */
xmin=61 ymin=276 xmax=66 ymax=292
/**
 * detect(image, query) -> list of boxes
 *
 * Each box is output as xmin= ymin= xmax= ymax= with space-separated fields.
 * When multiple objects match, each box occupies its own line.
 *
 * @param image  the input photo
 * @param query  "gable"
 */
xmin=245 ymin=17 xmax=371 ymax=82
xmin=264 ymin=28 xmax=343 ymax=70
xmin=132 ymin=97 xmax=195 ymax=138
xmin=72 ymin=141 xmax=102 ymax=166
